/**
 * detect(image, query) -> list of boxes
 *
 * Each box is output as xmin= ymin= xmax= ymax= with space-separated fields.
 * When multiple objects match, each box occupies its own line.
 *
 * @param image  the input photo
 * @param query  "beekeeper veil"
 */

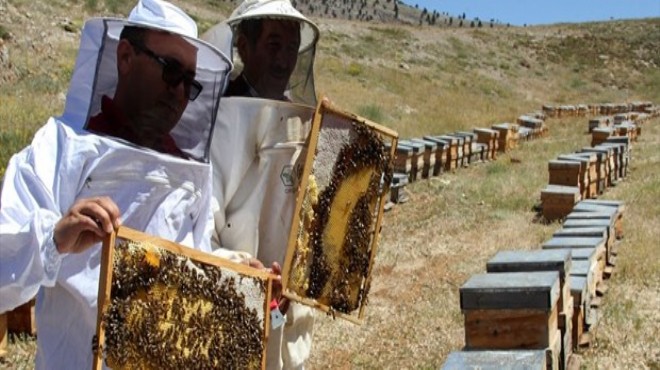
xmin=204 ymin=0 xmax=319 ymax=105
xmin=59 ymin=0 xmax=233 ymax=162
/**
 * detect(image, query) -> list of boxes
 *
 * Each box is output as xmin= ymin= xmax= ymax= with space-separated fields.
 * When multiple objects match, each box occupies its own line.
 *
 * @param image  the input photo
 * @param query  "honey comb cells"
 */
xmin=96 ymin=239 xmax=267 ymax=370
xmin=285 ymin=101 xmax=397 ymax=320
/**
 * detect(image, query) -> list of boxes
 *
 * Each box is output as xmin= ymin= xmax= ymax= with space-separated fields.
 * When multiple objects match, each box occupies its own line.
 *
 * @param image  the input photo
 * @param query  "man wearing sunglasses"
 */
xmin=0 ymin=0 xmax=233 ymax=368
xmin=86 ymin=26 xmax=203 ymax=157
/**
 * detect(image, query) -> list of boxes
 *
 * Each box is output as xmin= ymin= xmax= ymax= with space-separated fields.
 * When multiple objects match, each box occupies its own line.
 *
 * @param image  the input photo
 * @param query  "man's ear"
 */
xmin=116 ymin=39 xmax=135 ymax=75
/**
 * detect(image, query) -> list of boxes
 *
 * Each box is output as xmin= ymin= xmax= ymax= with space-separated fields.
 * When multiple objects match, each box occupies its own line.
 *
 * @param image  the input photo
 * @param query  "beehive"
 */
xmin=93 ymin=227 xmax=274 ymax=370
xmin=282 ymin=99 xmax=397 ymax=324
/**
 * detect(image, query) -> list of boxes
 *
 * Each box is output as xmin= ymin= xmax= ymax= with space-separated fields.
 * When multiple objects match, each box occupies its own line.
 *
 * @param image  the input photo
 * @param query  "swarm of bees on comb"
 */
xmin=285 ymin=103 xmax=396 ymax=319
xmin=95 ymin=239 xmax=268 ymax=370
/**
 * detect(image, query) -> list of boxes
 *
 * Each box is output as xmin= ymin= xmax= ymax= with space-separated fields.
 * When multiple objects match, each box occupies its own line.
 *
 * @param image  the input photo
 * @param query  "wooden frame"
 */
xmin=281 ymin=98 xmax=398 ymax=324
xmin=93 ymin=226 xmax=274 ymax=370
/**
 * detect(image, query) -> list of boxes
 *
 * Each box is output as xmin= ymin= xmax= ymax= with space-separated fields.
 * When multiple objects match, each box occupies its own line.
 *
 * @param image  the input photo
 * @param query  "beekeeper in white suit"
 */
xmin=0 ymin=0 xmax=232 ymax=368
xmin=204 ymin=1 xmax=320 ymax=368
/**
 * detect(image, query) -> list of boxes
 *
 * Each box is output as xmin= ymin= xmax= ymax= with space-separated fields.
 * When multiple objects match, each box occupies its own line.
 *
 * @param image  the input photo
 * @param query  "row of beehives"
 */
xmin=385 ymin=112 xmax=548 ymax=207
xmin=442 ymin=199 xmax=625 ymax=370
xmin=542 ymin=101 xmax=656 ymax=118
xmin=539 ymin=110 xmax=650 ymax=221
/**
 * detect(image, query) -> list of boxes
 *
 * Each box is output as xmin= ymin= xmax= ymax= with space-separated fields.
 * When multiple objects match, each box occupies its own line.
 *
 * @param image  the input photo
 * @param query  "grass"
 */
xmin=1 ymin=1 xmax=659 ymax=367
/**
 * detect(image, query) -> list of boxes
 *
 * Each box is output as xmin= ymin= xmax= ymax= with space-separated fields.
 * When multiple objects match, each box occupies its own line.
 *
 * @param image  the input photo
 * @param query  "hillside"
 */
xmin=1 ymin=0 xmax=659 ymax=368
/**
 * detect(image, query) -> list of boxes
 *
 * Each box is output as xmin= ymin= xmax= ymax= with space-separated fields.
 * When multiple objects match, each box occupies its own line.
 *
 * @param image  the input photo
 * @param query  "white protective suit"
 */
xmin=0 ymin=1 xmax=231 ymax=369
xmin=204 ymin=1 xmax=320 ymax=368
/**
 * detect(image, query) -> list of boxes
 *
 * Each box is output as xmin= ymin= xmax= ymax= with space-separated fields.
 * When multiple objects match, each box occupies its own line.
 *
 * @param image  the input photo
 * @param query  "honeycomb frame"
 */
xmin=281 ymin=98 xmax=398 ymax=324
xmin=93 ymin=226 xmax=274 ymax=370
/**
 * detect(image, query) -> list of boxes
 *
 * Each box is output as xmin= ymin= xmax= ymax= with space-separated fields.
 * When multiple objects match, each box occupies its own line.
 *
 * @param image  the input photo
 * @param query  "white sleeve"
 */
xmin=0 ymin=122 xmax=68 ymax=313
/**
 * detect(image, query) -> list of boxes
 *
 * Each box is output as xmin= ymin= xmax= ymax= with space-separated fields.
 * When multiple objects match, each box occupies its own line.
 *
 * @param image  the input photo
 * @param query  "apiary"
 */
xmin=93 ymin=226 xmax=275 ymax=370
xmin=282 ymin=99 xmax=397 ymax=324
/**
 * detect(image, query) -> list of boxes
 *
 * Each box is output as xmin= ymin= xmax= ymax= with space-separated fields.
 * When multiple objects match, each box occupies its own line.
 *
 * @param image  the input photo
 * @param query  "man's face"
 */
xmin=123 ymin=31 xmax=198 ymax=144
xmin=241 ymin=19 xmax=301 ymax=100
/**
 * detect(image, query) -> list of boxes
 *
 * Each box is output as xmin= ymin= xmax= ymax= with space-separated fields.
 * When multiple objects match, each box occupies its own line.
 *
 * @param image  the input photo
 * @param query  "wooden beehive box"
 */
xmin=569 ymin=275 xmax=589 ymax=348
xmin=486 ymin=250 xmax=575 ymax=365
xmin=491 ymin=123 xmax=519 ymax=152
xmin=572 ymin=202 xmax=623 ymax=239
xmin=556 ymin=155 xmax=593 ymax=199
xmin=388 ymin=143 xmax=412 ymax=179
xmin=563 ymin=216 xmax=617 ymax=255
xmin=453 ymin=132 xmax=476 ymax=166
xmin=410 ymin=138 xmax=438 ymax=179
xmin=436 ymin=135 xmax=458 ymax=171
xmin=442 ymin=350 xmax=548 ymax=370
xmin=93 ymin=226 xmax=275 ymax=370
xmin=580 ymin=147 xmax=611 ymax=192
xmin=591 ymin=127 xmax=614 ymax=147
xmin=399 ymin=140 xmax=424 ymax=182
xmin=460 ymin=271 xmax=561 ymax=353
xmin=486 ymin=250 xmax=572 ymax=320
xmin=473 ymin=128 xmax=499 ymax=160
xmin=603 ymin=138 xmax=630 ymax=178
xmin=569 ymin=153 xmax=598 ymax=198
xmin=548 ymin=160 xmax=581 ymax=188
xmin=596 ymin=143 xmax=622 ymax=184
xmin=542 ymin=237 xmax=606 ymax=286
xmin=541 ymin=185 xmax=581 ymax=221
xmin=282 ymin=99 xmax=397 ymax=324
xmin=422 ymin=135 xmax=448 ymax=176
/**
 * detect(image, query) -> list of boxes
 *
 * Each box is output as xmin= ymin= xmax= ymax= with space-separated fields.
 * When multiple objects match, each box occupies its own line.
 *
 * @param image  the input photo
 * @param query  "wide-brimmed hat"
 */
xmin=60 ymin=0 xmax=233 ymax=162
xmin=227 ymin=0 xmax=319 ymax=53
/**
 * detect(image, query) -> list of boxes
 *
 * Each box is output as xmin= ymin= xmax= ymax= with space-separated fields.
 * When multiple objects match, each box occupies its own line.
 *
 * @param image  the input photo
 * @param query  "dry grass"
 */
xmin=1 ymin=0 xmax=659 ymax=367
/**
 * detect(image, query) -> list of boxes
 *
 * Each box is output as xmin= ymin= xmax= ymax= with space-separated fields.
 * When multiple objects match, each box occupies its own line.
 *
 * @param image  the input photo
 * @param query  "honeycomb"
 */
xmin=285 ymin=103 xmax=396 ymax=318
xmin=94 ymin=234 xmax=271 ymax=370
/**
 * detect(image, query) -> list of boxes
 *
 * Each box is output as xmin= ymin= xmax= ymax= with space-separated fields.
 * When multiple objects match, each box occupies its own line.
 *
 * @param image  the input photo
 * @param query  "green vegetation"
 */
xmin=0 ymin=24 xmax=10 ymax=41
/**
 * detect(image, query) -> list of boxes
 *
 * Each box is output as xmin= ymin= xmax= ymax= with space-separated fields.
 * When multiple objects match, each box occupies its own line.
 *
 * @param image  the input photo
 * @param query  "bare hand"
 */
xmin=270 ymin=262 xmax=290 ymax=314
xmin=53 ymin=197 xmax=121 ymax=254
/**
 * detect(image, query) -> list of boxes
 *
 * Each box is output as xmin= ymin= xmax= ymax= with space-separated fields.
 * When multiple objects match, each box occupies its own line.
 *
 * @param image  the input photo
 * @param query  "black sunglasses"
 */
xmin=130 ymin=41 xmax=203 ymax=101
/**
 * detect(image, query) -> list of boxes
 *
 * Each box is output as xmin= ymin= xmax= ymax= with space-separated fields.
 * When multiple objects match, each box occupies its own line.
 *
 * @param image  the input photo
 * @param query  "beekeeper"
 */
xmin=0 ymin=0 xmax=231 ymax=368
xmin=204 ymin=1 xmax=320 ymax=368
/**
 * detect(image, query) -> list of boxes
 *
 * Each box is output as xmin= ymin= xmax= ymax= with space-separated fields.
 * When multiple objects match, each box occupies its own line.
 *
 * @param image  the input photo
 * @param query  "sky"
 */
xmin=406 ymin=0 xmax=660 ymax=26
